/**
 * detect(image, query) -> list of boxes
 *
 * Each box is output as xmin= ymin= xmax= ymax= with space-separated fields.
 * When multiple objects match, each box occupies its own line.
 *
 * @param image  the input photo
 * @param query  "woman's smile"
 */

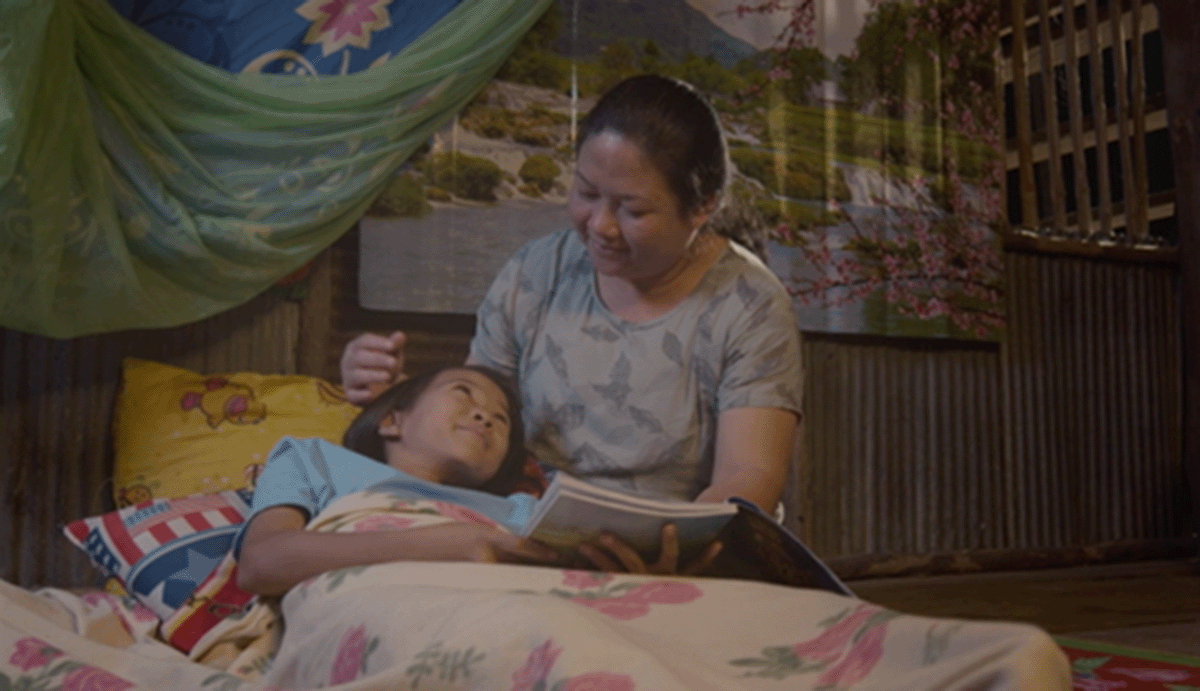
xmin=589 ymin=241 xmax=629 ymax=261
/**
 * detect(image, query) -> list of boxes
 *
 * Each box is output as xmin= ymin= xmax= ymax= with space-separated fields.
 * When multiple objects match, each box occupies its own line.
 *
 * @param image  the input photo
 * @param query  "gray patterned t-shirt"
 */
xmin=470 ymin=228 xmax=803 ymax=501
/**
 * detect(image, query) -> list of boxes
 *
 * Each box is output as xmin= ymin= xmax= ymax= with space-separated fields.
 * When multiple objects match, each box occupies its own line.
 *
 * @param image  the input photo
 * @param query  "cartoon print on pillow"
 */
xmin=180 ymin=377 xmax=267 ymax=428
xmin=315 ymin=379 xmax=350 ymax=406
xmin=116 ymin=480 xmax=158 ymax=508
xmin=194 ymin=461 xmax=265 ymax=495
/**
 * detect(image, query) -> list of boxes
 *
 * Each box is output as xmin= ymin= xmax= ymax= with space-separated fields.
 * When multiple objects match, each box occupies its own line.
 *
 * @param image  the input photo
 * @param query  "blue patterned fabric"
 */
xmin=106 ymin=0 xmax=462 ymax=75
xmin=1 ymin=0 xmax=548 ymax=338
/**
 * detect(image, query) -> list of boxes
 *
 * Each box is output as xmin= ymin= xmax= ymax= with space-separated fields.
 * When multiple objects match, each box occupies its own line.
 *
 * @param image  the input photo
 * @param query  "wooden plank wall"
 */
xmin=0 ymin=295 xmax=303 ymax=588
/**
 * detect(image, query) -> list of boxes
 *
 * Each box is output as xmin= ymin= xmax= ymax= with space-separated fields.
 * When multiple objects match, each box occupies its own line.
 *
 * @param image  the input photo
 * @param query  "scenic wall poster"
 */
xmin=359 ymin=0 xmax=1006 ymax=340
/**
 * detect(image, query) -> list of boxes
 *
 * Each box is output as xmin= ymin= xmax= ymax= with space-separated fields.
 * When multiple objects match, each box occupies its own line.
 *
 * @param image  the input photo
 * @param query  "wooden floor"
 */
xmin=851 ymin=558 xmax=1200 ymax=657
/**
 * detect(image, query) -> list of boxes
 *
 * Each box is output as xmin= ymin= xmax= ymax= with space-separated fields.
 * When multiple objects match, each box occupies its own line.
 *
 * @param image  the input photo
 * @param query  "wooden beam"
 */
xmin=1129 ymin=0 xmax=1150 ymax=239
xmin=1011 ymin=0 xmax=1040 ymax=226
xmin=1156 ymin=0 xmax=1200 ymax=542
xmin=1063 ymin=0 xmax=1096 ymax=236
xmin=1084 ymin=0 xmax=1115 ymax=237
xmin=296 ymin=246 xmax=333 ymax=378
xmin=1038 ymin=0 xmax=1067 ymax=232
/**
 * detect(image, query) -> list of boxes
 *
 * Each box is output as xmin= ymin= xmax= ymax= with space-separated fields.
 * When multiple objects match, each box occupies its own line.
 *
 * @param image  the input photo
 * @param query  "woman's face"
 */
xmin=383 ymin=369 xmax=512 ymax=487
xmin=568 ymin=130 xmax=712 ymax=282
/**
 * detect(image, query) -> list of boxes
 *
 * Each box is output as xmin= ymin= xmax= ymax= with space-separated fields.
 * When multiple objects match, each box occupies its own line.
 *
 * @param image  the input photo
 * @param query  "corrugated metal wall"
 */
xmin=1003 ymin=251 xmax=1184 ymax=548
xmin=801 ymin=250 xmax=1186 ymax=561
xmin=0 ymin=294 xmax=302 ymax=589
xmin=801 ymin=334 xmax=1007 ymax=556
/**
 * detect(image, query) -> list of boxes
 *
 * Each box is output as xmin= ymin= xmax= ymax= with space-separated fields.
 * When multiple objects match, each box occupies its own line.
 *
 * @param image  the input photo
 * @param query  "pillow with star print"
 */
xmin=62 ymin=489 xmax=253 ymax=623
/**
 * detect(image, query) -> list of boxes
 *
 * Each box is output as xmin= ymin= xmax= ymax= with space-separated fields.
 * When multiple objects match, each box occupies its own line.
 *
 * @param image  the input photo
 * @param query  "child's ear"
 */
xmin=377 ymin=410 xmax=405 ymax=440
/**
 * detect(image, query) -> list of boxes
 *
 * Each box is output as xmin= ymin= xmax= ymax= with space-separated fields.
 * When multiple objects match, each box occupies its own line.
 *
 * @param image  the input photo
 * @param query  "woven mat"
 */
xmin=1058 ymin=636 xmax=1200 ymax=690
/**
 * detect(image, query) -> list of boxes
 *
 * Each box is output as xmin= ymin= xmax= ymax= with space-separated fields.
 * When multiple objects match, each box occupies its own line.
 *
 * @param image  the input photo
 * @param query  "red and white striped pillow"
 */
xmin=62 ymin=490 xmax=255 ymax=628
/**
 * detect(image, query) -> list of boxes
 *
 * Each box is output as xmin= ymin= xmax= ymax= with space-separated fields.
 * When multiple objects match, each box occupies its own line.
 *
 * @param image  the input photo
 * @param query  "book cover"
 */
xmin=710 ymin=499 xmax=855 ymax=597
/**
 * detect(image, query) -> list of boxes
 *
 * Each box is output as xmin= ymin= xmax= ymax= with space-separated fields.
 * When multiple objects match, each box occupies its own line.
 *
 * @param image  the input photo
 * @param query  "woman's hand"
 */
xmin=340 ymin=331 xmax=407 ymax=405
xmin=575 ymin=524 xmax=722 ymax=576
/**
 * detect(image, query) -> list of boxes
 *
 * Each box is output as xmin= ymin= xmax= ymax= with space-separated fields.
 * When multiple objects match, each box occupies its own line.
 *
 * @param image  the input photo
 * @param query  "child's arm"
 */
xmin=236 ymin=505 xmax=558 ymax=596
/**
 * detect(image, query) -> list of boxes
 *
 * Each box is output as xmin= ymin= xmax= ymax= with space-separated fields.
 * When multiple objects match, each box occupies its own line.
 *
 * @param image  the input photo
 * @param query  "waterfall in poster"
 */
xmin=359 ymin=0 xmax=1005 ymax=340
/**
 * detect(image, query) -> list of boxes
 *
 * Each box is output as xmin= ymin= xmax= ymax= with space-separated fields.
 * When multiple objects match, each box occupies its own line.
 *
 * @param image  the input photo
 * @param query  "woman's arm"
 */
xmin=695 ymin=406 xmax=800 ymax=512
xmin=236 ymin=506 xmax=558 ymax=596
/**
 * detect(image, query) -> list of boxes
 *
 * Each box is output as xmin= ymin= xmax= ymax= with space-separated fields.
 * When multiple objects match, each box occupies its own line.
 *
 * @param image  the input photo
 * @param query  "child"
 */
xmin=235 ymin=364 xmax=558 ymax=596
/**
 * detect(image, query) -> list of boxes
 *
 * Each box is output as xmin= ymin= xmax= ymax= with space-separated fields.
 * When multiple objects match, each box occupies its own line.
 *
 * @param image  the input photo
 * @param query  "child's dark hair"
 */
xmin=342 ymin=365 xmax=528 ymax=496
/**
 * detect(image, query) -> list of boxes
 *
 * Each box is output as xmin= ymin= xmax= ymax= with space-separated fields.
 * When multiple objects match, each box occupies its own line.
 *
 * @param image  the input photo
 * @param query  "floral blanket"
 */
xmin=1 ymin=489 xmax=1072 ymax=690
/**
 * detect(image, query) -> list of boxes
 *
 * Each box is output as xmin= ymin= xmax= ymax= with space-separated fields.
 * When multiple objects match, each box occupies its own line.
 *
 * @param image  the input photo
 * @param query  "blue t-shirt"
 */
xmin=233 ymin=436 xmax=537 ymax=556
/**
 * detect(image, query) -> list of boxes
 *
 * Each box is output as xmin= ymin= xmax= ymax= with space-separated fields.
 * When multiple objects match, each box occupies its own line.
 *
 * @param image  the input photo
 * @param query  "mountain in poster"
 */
xmin=553 ymin=0 xmax=758 ymax=67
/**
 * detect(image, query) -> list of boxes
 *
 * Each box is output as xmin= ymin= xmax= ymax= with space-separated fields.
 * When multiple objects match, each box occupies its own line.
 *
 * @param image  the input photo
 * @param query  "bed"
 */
xmin=0 ymin=358 xmax=1071 ymax=690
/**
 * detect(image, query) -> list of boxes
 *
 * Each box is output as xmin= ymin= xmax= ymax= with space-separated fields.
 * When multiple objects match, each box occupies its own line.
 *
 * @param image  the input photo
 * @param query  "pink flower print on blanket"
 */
xmin=561 ymin=671 xmax=638 ymax=686
xmin=815 ymin=618 xmax=888 ymax=688
xmin=510 ymin=639 xmax=635 ymax=691
xmin=352 ymin=515 xmax=417 ymax=532
xmin=731 ymin=603 xmax=898 ymax=684
xmin=434 ymin=502 xmax=498 ymax=527
xmin=791 ymin=605 xmax=882 ymax=665
xmin=6 ymin=640 xmax=133 ymax=691
xmin=329 ymin=624 xmax=379 ymax=685
xmin=562 ymin=571 xmax=614 ymax=589
xmin=9 ymin=637 xmax=63 ymax=671
xmin=60 ymin=666 xmax=135 ymax=691
xmin=555 ymin=571 xmax=702 ymax=620
xmin=511 ymin=639 xmax=562 ymax=691
xmin=561 ymin=672 xmax=636 ymax=691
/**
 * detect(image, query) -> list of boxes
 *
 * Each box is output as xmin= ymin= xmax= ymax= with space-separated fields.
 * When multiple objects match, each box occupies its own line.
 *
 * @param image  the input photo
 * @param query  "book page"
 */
xmin=520 ymin=476 xmax=736 ymax=560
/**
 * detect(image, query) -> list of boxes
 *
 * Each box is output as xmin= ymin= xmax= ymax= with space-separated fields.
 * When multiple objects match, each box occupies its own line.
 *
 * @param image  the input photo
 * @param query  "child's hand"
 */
xmin=445 ymin=523 xmax=559 ymax=565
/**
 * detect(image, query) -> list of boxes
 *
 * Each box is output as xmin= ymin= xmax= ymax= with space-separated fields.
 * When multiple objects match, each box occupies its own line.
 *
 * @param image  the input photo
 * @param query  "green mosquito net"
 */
xmin=0 ymin=0 xmax=548 ymax=338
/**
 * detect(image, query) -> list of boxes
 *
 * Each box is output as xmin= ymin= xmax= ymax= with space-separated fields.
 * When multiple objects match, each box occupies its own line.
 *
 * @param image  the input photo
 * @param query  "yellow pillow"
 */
xmin=112 ymin=358 xmax=361 ymax=505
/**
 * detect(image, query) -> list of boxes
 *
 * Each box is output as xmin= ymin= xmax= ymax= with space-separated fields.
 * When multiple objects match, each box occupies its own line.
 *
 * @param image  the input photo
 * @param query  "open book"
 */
xmin=519 ymin=472 xmax=853 ymax=597
xmin=519 ymin=472 xmax=738 ymax=559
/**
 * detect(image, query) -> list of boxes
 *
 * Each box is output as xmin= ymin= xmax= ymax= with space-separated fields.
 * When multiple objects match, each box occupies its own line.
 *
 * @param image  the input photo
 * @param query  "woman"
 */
xmin=341 ymin=74 xmax=803 ymax=527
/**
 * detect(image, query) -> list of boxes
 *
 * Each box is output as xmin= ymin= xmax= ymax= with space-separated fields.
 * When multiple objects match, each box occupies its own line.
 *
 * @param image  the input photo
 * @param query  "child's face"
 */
xmin=385 ymin=369 xmax=512 ymax=487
